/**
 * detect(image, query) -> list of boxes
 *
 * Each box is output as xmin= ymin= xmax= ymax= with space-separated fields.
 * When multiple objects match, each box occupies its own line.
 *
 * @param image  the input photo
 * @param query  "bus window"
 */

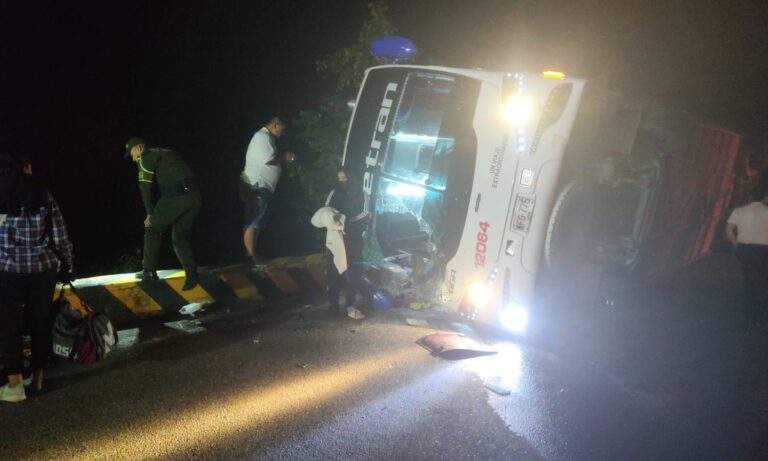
xmin=383 ymin=73 xmax=456 ymax=190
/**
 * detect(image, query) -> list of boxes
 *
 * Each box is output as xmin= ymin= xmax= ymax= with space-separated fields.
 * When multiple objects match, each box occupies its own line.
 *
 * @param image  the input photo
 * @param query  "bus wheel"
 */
xmin=543 ymin=179 xmax=602 ymax=310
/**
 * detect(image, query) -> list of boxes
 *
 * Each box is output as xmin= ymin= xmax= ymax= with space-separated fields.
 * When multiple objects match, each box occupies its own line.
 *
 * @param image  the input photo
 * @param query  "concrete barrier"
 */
xmin=55 ymin=254 xmax=326 ymax=328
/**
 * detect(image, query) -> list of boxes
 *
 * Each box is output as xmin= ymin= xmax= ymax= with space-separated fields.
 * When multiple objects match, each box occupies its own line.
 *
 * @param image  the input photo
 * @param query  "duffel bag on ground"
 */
xmin=51 ymin=284 xmax=117 ymax=364
xmin=51 ymin=296 xmax=85 ymax=361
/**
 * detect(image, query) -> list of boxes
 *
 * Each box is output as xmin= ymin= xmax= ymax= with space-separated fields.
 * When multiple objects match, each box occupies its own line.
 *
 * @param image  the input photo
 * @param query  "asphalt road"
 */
xmin=1 ymin=253 xmax=767 ymax=460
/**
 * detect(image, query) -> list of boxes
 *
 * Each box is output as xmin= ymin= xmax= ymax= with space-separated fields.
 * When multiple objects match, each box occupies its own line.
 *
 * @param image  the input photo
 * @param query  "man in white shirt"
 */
xmin=726 ymin=186 xmax=768 ymax=328
xmin=239 ymin=117 xmax=295 ymax=266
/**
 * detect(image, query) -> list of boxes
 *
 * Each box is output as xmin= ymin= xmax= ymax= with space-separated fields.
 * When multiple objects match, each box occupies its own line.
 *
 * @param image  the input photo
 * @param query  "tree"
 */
xmin=291 ymin=1 xmax=397 ymax=209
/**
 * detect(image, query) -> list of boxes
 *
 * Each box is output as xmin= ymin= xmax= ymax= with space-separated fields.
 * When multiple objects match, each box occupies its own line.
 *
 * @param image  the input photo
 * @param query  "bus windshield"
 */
xmin=371 ymin=71 xmax=479 ymax=266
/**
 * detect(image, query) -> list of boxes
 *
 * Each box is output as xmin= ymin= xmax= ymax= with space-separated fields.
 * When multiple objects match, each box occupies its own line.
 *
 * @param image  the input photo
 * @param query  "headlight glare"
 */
xmin=501 ymin=96 xmax=531 ymax=125
xmin=468 ymin=283 xmax=490 ymax=306
xmin=499 ymin=303 xmax=529 ymax=333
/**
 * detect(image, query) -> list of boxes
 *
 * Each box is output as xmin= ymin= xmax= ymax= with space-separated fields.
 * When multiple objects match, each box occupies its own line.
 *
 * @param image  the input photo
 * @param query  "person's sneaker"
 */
xmin=135 ymin=270 xmax=159 ymax=282
xmin=0 ymin=383 xmax=26 ymax=403
xmin=346 ymin=307 xmax=366 ymax=320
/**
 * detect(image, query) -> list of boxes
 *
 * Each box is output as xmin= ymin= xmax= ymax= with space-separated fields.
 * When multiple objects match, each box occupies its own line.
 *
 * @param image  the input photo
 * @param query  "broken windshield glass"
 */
xmin=371 ymin=71 xmax=479 ymax=266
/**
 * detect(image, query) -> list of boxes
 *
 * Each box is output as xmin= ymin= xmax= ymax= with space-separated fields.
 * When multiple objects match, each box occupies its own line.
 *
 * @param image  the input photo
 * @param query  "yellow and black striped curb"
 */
xmin=54 ymin=254 xmax=326 ymax=329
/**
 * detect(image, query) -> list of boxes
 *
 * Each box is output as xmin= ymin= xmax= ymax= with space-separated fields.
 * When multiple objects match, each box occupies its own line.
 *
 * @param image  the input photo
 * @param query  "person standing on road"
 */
xmin=0 ymin=154 xmax=74 ymax=402
xmin=126 ymin=137 xmax=201 ymax=290
xmin=239 ymin=117 xmax=295 ymax=267
xmin=726 ymin=183 xmax=768 ymax=329
xmin=323 ymin=169 xmax=371 ymax=316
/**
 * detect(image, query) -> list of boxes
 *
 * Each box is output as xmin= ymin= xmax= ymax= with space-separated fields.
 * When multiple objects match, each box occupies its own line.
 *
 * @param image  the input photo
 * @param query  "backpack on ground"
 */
xmin=51 ymin=284 xmax=117 ymax=364
xmin=51 ymin=296 xmax=85 ymax=361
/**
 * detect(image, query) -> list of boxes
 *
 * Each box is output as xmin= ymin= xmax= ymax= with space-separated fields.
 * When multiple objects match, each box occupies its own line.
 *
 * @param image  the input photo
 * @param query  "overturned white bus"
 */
xmin=341 ymin=65 xmax=740 ymax=333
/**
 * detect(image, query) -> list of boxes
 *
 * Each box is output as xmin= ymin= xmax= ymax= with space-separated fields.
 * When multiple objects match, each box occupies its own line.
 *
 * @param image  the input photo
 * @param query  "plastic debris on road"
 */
xmin=484 ymin=380 xmax=512 ymax=396
xmin=295 ymin=363 xmax=309 ymax=369
xmin=416 ymin=332 xmax=497 ymax=360
xmin=347 ymin=326 xmax=360 ymax=333
xmin=252 ymin=337 xmax=261 ymax=344
xmin=178 ymin=302 xmax=210 ymax=316
xmin=347 ymin=307 xmax=366 ymax=320
xmin=164 ymin=320 xmax=207 ymax=334
xmin=405 ymin=318 xmax=429 ymax=327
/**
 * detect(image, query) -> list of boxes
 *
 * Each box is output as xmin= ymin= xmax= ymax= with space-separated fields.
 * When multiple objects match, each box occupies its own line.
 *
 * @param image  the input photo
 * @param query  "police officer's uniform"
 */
xmin=133 ymin=142 xmax=201 ymax=289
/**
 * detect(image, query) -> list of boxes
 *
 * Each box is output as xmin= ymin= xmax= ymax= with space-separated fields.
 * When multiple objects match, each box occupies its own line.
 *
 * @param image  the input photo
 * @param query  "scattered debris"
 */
xmin=409 ymin=302 xmax=431 ymax=310
xmin=484 ymin=381 xmax=512 ymax=396
xmin=347 ymin=326 xmax=360 ymax=334
xmin=164 ymin=320 xmax=207 ymax=334
xmin=405 ymin=318 xmax=429 ymax=327
xmin=346 ymin=307 xmax=366 ymax=320
xmin=295 ymin=363 xmax=309 ymax=369
xmin=179 ymin=301 xmax=210 ymax=316
xmin=416 ymin=332 xmax=497 ymax=360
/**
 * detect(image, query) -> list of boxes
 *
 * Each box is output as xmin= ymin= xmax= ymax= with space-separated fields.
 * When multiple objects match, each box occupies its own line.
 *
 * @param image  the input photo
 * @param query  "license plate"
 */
xmin=511 ymin=194 xmax=535 ymax=233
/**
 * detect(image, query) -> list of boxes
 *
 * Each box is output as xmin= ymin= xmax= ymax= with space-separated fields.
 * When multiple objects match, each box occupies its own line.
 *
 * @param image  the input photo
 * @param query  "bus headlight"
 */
xmin=502 ymin=96 xmax=531 ymax=126
xmin=499 ymin=303 xmax=529 ymax=333
xmin=468 ymin=283 xmax=490 ymax=306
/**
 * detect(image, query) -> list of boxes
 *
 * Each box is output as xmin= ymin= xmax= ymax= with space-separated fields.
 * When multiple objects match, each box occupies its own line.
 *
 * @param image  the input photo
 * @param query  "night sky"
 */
xmin=2 ymin=0 xmax=767 ymax=276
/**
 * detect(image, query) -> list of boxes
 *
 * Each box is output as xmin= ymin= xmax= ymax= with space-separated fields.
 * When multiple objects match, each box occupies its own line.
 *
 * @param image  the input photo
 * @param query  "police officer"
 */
xmin=126 ymin=137 xmax=201 ymax=290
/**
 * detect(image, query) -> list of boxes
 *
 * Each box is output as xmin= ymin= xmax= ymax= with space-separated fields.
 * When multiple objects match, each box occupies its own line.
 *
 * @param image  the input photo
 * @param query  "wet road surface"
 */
xmin=1 ymin=253 xmax=767 ymax=460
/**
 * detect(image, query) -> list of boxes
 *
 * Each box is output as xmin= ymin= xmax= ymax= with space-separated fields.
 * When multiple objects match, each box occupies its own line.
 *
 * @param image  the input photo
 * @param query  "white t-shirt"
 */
xmin=241 ymin=127 xmax=281 ymax=192
xmin=728 ymin=201 xmax=768 ymax=245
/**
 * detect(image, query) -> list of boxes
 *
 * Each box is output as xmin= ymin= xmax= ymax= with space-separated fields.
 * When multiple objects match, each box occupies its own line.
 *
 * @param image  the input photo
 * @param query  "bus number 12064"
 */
xmin=475 ymin=221 xmax=490 ymax=268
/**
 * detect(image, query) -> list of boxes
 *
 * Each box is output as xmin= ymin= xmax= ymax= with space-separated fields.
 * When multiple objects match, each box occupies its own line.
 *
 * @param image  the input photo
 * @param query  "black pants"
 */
xmin=736 ymin=244 xmax=768 ymax=325
xmin=144 ymin=191 xmax=201 ymax=273
xmin=0 ymin=270 xmax=57 ymax=375
xmin=326 ymin=230 xmax=370 ymax=311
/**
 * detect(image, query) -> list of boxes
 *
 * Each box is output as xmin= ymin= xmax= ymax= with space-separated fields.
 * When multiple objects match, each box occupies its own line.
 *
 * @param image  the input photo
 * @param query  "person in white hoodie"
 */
xmin=315 ymin=170 xmax=370 ymax=316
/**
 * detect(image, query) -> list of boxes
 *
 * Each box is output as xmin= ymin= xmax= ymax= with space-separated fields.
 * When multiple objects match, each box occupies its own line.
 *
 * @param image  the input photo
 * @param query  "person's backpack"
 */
xmin=80 ymin=309 xmax=117 ymax=364
xmin=51 ymin=284 xmax=117 ymax=364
